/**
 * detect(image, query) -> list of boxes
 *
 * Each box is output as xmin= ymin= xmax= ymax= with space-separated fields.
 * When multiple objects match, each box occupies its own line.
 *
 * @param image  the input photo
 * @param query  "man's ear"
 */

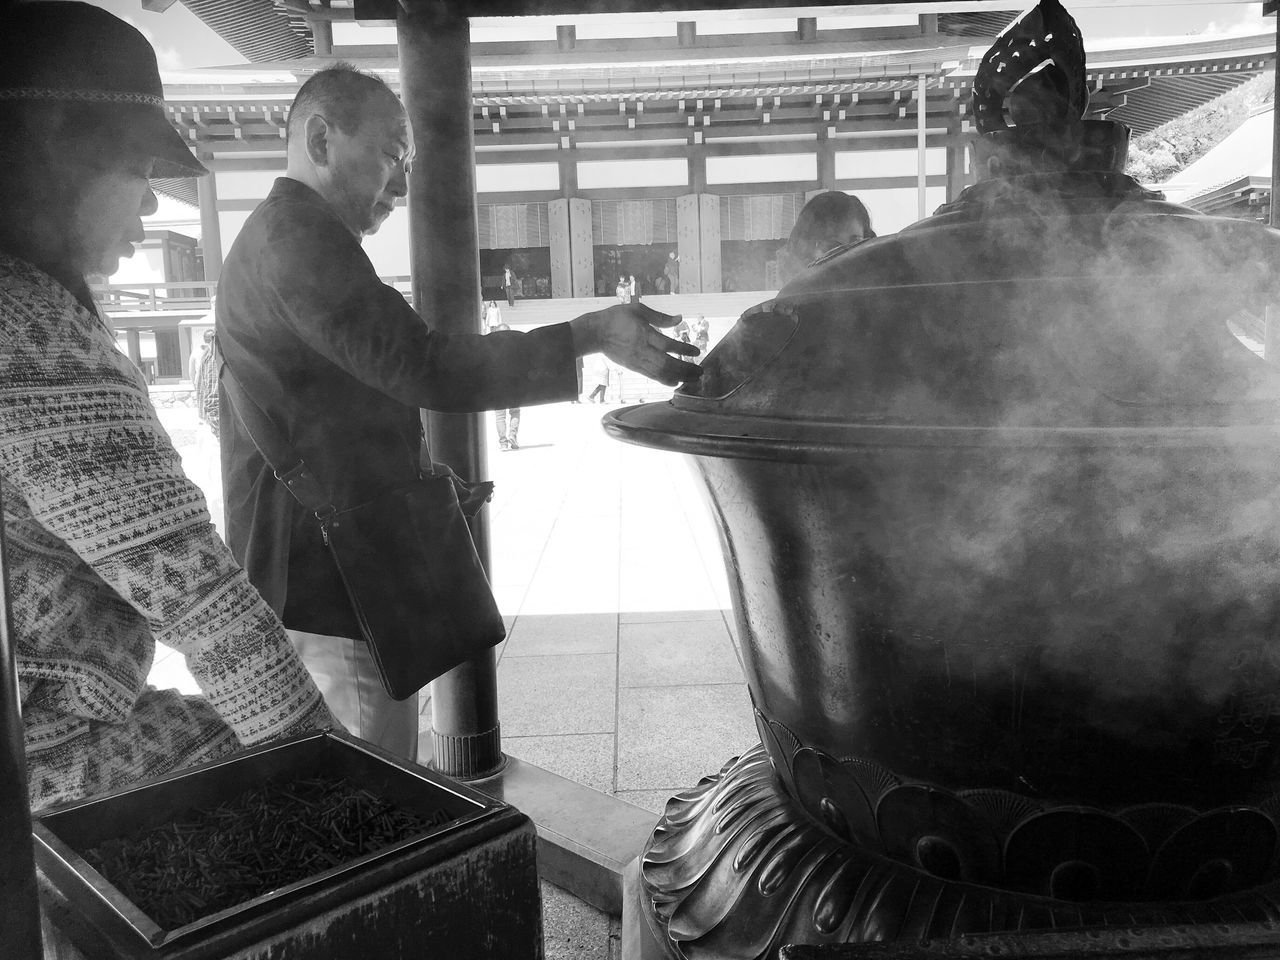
xmin=304 ymin=114 xmax=331 ymax=167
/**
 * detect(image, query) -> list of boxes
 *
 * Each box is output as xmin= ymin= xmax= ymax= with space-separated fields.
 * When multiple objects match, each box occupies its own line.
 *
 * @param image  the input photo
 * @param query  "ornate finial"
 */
xmin=972 ymin=0 xmax=1089 ymax=136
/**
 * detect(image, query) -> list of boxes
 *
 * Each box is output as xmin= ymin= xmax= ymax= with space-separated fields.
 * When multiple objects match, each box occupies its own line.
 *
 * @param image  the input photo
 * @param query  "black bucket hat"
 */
xmin=0 ymin=1 xmax=207 ymax=178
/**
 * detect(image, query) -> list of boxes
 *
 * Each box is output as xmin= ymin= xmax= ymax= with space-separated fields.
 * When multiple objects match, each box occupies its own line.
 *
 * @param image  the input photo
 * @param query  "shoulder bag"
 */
xmin=218 ymin=350 xmax=506 ymax=700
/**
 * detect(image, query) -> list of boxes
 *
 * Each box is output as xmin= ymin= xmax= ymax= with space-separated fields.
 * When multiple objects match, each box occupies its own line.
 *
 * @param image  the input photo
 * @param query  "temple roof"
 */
xmin=180 ymin=0 xmax=314 ymax=62
xmin=152 ymin=3 xmax=1275 ymax=177
xmin=1163 ymin=105 xmax=1273 ymax=206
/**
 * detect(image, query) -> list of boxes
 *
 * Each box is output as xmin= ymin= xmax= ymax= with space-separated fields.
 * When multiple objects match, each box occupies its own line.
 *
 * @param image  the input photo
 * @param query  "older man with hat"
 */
xmin=0 ymin=1 xmax=335 ymax=812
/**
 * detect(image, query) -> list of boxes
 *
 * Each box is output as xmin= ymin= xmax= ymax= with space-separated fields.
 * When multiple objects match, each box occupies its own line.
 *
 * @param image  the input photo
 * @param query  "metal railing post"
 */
xmin=1271 ymin=6 xmax=1280 ymax=230
xmin=0 ymin=474 xmax=44 ymax=958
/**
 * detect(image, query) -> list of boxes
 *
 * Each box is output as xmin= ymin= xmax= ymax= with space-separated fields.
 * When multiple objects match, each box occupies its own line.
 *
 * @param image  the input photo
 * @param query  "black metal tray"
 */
xmin=33 ymin=731 xmax=503 ymax=951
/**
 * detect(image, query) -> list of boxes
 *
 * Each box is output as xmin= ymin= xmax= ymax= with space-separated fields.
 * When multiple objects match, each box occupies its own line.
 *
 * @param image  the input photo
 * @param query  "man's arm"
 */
xmin=255 ymin=197 xmax=700 ymax=409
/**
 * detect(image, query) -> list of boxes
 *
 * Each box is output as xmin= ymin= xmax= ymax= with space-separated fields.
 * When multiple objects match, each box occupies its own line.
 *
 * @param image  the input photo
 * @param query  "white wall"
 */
xmin=577 ymin=157 xmax=688 ymax=189
xmin=360 ymin=206 xmax=414 ymax=276
xmin=214 ymin=170 xmax=280 ymax=201
xmin=111 ymin=245 xmax=167 ymax=284
xmin=215 ymin=211 xmax=253 ymax=267
xmin=476 ymin=162 xmax=560 ymax=193
xmin=211 ymin=205 xmax=414 ymax=278
xmin=856 ymin=186 xmax=949 ymax=235
xmin=706 ymin=153 xmax=817 ymax=185
xmin=835 ymin=147 xmax=946 ymax=179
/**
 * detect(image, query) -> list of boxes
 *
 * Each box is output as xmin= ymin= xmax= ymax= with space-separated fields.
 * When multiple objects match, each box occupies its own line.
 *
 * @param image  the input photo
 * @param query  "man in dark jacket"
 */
xmin=217 ymin=65 xmax=698 ymax=760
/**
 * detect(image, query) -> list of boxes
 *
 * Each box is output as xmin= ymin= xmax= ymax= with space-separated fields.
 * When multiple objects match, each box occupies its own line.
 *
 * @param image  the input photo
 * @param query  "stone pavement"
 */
xmin=152 ymin=396 xmax=762 ymax=958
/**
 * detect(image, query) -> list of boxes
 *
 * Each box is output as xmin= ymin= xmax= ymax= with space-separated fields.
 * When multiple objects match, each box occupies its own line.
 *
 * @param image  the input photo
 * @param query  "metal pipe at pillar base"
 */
xmin=432 ymin=725 xmax=503 ymax=780
xmin=430 ymin=650 xmax=504 ymax=780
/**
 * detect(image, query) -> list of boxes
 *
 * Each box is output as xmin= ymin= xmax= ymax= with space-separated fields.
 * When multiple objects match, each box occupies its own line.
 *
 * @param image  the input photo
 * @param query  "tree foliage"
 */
xmin=1124 ymin=72 xmax=1274 ymax=185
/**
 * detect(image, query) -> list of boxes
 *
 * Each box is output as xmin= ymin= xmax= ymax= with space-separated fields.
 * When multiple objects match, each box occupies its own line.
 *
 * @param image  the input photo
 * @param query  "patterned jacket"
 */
xmin=0 ymin=254 xmax=329 ymax=762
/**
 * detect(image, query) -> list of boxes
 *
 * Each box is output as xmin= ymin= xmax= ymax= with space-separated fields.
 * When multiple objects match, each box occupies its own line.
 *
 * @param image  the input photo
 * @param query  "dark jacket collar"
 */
xmin=268 ymin=176 xmax=364 ymax=239
xmin=270 ymin=176 xmax=333 ymax=209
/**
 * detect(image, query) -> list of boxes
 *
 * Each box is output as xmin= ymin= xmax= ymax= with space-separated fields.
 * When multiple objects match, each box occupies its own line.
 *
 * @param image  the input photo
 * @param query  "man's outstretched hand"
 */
xmin=569 ymin=303 xmax=703 ymax=387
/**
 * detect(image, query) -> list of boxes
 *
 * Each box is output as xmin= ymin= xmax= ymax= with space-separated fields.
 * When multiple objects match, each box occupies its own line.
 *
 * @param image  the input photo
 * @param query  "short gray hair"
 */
xmin=286 ymin=63 xmax=397 ymax=143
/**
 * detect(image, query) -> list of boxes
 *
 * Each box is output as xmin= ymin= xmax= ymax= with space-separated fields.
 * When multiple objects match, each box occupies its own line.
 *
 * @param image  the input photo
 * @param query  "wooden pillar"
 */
xmin=397 ymin=2 xmax=502 ymax=780
xmin=548 ymin=198 xmax=573 ymax=299
xmin=946 ymin=119 xmax=968 ymax=203
xmin=156 ymin=328 xmax=183 ymax=378
xmin=312 ymin=0 xmax=334 ymax=56
xmin=179 ymin=326 xmax=195 ymax=377
xmin=917 ymin=74 xmax=928 ymax=221
xmin=567 ymin=197 xmax=594 ymax=297
xmin=817 ymin=128 xmax=835 ymax=192
xmin=550 ymin=136 xmax=576 ymax=299
xmin=676 ymin=194 xmax=702 ymax=292
xmin=689 ymin=136 xmax=707 ymax=194
xmin=125 ymin=329 xmax=142 ymax=367
xmin=559 ymin=148 xmax=578 ymax=198
xmin=197 ymin=165 xmax=222 ymax=285
xmin=699 ymin=193 xmax=722 ymax=293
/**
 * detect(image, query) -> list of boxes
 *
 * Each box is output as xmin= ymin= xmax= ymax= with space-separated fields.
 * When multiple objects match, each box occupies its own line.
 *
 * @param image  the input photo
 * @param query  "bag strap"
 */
xmin=216 ymin=341 xmax=336 ymax=520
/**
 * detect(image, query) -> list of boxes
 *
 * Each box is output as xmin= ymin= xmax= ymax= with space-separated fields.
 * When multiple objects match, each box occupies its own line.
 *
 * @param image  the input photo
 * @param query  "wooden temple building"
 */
xmin=108 ymin=1 xmax=1276 ymax=380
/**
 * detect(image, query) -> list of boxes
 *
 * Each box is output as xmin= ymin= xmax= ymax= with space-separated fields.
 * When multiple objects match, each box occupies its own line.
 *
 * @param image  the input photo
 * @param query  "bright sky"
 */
xmin=85 ymin=1 xmax=1272 ymax=71
xmin=90 ymin=0 xmax=246 ymax=68
xmin=1071 ymin=2 xmax=1265 ymax=39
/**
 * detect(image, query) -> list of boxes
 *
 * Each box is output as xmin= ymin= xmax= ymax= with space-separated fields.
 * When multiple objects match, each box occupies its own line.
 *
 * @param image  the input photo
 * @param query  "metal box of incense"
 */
xmin=33 ymin=730 xmax=542 ymax=959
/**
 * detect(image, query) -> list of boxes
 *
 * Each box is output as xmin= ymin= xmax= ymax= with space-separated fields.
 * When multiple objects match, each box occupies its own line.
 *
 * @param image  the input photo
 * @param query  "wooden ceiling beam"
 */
xmin=354 ymin=0 xmax=966 ymax=20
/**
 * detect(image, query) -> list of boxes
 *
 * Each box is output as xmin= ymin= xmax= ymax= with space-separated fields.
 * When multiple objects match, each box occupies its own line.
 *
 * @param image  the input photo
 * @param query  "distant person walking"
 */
xmin=629 ymin=274 xmax=639 ymax=303
xmin=503 ymin=264 xmax=516 ymax=306
xmin=664 ymin=252 xmax=680 ymax=295
xmin=190 ymin=328 xmax=223 ymax=513
xmin=188 ymin=295 xmax=217 ymax=382
xmin=483 ymin=299 xmax=502 ymax=333
xmin=690 ymin=314 xmax=710 ymax=356
xmin=586 ymin=353 xmax=611 ymax=403
xmin=490 ymin=324 xmax=521 ymax=450
xmin=194 ymin=332 xmax=220 ymax=438
xmin=189 ymin=325 xmax=213 ymax=383
xmin=616 ymin=276 xmax=630 ymax=304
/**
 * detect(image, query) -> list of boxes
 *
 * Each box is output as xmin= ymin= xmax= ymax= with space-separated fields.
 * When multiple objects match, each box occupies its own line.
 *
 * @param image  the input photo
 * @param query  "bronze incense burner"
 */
xmin=606 ymin=2 xmax=1280 ymax=956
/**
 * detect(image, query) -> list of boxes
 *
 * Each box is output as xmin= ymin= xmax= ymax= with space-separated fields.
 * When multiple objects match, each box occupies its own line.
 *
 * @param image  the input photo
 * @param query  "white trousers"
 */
xmin=287 ymin=630 xmax=420 ymax=762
